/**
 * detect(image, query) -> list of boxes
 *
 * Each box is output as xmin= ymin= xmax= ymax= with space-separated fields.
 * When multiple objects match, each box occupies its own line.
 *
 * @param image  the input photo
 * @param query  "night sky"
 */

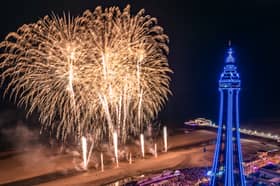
xmin=0 ymin=0 xmax=279 ymax=129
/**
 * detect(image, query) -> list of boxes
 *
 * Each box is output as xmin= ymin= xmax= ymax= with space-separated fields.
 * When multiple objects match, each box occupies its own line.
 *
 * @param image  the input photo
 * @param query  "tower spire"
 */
xmin=226 ymin=41 xmax=235 ymax=63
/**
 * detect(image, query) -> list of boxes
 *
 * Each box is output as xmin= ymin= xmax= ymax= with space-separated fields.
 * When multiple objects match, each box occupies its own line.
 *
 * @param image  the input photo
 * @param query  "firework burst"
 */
xmin=0 ymin=5 xmax=171 ymax=144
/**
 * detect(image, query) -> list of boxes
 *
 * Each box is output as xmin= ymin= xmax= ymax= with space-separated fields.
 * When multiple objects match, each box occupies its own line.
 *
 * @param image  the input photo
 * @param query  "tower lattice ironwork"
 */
xmin=210 ymin=44 xmax=246 ymax=186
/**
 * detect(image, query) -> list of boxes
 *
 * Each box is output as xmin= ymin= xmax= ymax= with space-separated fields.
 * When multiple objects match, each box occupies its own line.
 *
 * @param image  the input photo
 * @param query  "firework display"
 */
xmin=0 ymin=5 xmax=171 ymax=143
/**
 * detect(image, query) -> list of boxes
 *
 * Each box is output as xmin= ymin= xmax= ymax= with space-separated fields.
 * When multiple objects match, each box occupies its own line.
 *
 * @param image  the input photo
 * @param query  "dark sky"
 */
xmin=0 ymin=0 xmax=279 ymax=128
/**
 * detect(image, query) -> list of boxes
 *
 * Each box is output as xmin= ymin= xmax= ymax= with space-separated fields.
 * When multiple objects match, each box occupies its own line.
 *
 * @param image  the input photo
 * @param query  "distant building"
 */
xmin=247 ymin=163 xmax=280 ymax=185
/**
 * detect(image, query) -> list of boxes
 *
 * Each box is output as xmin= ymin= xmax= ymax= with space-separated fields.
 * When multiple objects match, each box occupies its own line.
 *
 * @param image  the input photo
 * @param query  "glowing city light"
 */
xmin=187 ymin=119 xmax=280 ymax=142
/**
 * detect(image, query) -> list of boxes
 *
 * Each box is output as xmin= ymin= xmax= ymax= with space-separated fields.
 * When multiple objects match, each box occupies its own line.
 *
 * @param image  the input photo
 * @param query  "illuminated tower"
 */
xmin=210 ymin=44 xmax=246 ymax=186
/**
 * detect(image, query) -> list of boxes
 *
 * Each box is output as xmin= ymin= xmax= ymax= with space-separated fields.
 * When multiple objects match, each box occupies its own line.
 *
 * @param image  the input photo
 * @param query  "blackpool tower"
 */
xmin=210 ymin=44 xmax=246 ymax=186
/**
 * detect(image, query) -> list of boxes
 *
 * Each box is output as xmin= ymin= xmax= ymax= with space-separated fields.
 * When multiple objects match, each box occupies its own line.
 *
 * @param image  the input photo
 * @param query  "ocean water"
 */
xmin=241 ymin=118 xmax=280 ymax=135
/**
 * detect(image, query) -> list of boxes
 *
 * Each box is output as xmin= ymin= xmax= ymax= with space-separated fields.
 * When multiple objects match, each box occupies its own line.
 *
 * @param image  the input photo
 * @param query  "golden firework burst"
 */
xmin=0 ymin=5 xmax=172 ymax=144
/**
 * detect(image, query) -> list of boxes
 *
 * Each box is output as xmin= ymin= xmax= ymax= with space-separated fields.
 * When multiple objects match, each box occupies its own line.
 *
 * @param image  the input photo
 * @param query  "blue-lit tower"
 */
xmin=210 ymin=44 xmax=246 ymax=186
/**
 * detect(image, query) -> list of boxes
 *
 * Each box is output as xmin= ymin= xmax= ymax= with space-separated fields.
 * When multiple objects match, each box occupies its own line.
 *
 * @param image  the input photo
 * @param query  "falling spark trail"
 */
xmin=163 ymin=126 xmax=168 ymax=152
xmin=129 ymin=152 xmax=132 ymax=164
xmin=98 ymin=94 xmax=114 ymax=140
xmin=140 ymin=133 xmax=145 ymax=158
xmin=137 ymin=90 xmax=143 ymax=129
xmin=113 ymin=131 xmax=119 ymax=167
xmin=101 ymin=153 xmax=104 ymax=172
xmin=154 ymin=143 xmax=158 ymax=158
xmin=86 ymin=139 xmax=94 ymax=165
xmin=81 ymin=136 xmax=87 ymax=169
xmin=137 ymin=58 xmax=142 ymax=129
xmin=67 ymin=63 xmax=75 ymax=98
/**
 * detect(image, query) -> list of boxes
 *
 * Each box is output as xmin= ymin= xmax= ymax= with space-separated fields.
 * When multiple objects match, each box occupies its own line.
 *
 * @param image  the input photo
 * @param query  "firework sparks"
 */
xmin=113 ymin=131 xmax=119 ymax=167
xmin=0 ymin=5 xmax=171 ymax=144
xmin=140 ymin=133 xmax=145 ymax=158
xmin=81 ymin=136 xmax=87 ymax=169
xmin=163 ymin=126 xmax=168 ymax=152
xmin=101 ymin=152 xmax=104 ymax=172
